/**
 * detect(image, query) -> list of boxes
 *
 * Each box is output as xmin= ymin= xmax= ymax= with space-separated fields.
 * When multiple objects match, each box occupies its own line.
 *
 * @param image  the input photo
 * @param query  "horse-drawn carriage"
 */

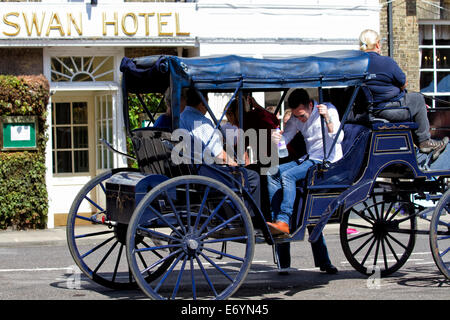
xmin=66 ymin=50 xmax=450 ymax=300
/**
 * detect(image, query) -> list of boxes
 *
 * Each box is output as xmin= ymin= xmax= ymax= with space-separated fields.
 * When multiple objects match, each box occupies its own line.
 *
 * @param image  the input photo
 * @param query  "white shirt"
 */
xmin=282 ymin=101 xmax=344 ymax=163
xmin=179 ymin=106 xmax=224 ymax=160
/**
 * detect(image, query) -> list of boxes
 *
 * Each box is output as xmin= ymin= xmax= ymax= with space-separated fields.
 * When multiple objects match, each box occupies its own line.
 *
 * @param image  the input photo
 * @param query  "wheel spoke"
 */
xmin=194 ymin=186 xmax=210 ymax=231
xmin=384 ymin=235 xmax=400 ymax=262
xmin=381 ymin=238 xmax=389 ymax=270
xmin=137 ymin=226 xmax=181 ymax=243
xmin=199 ymin=251 xmax=234 ymax=282
xmin=164 ymin=191 xmax=186 ymax=235
xmin=352 ymin=233 xmax=374 ymax=257
xmin=186 ymin=184 xmax=192 ymax=232
xmin=171 ymin=255 xmax=188 ymax=300
xmin=93 ymin=240 xmax=119 ymax=274
xmin=386 ymin=232 xmax=408 ymax=250
xmin=348 ymin=231 xmax=372 ymax=242
xmin=202 ymin=247 xmax=245 ymax=262
xmin=83 ymin=195 xmax=104 ymax=212
xmin=203 ymin=235 xmax=248 ymax=244
xmin=362 ymin=201 xmax=377 ymax=221
xmin=195 ymin=255 xmax=218 ymax=297
xmin=112 ymin=244 xmax=124 ymax=282
xmin=199 ymin=214 xmax=242 ymax=240
xmin=135 ymin=243 xmax=182 ymax=252
xmin=190 ymin=257 xmax=196 ymax=300
xmin=80 ymin=235 xmax=115 ymax=258
xmin=154 ymin=253 xmax=185 ymax=293
xmin=197 ymin=195 xmax=229 ymax=234
xmin=383 ymin=200 xmax=395 ymax=220
xmin=440 ymin=246 xmax=450 ymax=258
xmin=140 ymin=248 xmax=182 ymax=275
xmin=75 ymin=230 xmax=114 ymax=239
xmin=361 ymin=236 xmax=377 ymax=266
xmin=148 ymin=205 xmax=184 ymax=238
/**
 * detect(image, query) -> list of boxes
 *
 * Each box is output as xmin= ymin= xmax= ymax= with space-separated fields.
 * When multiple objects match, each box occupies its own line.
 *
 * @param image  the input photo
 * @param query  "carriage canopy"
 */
xmin=120 ymin=50 xmax=370 ymax=93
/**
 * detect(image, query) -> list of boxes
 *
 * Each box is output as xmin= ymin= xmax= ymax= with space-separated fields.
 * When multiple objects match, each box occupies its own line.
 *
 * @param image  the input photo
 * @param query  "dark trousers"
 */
xmin=375 ymin=92 xmax=431 ymax=143
xmin=276 ymin=226 xmax=331 ymax=269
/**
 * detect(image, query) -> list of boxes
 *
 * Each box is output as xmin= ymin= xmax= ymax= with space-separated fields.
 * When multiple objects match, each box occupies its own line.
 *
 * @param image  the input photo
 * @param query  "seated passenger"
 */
xmin=179 ymin=88 xmax=260 ymax=207
xmin=359 ymin=29 xmax=449 ymax=160
xmin=222 ymin=98 xmax=251 ymax=166
xmin=154 ymin=91 xmax=186 ymax=130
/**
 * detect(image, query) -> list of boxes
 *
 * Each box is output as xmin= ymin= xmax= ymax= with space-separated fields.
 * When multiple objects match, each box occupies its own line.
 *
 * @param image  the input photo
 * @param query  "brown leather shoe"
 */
xmin=419 ymin=137 xmax=449 ymax=155
xmin=431 ymin=136 xmax=449 ymax=161
xmin=267 ymin=221 xmax=290 ymax=235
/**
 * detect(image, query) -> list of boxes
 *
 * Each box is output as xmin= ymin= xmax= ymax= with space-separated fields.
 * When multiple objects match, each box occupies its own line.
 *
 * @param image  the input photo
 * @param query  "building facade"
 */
xmin=0 ymin=0 xmax=380 ymax=228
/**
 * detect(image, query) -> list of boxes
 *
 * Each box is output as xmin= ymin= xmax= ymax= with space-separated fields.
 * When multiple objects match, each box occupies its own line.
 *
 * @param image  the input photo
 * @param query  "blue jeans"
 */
xmin=267 ymin=158 xmax=319 ymax=225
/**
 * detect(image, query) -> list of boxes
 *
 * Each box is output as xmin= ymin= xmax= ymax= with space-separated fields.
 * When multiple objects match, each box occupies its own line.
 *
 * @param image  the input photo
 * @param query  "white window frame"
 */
xmin=419 ymin=20 xmax=450 ymax=107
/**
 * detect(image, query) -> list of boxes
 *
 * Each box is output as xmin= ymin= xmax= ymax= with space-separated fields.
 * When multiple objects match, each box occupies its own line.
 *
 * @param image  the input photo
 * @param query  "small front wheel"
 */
xmin=430 ymin=189 xmax=450 ymax=279
xmin=340 ymin=193 xmax=416 ymax=277
xmin=126 ymin=175 xmax=255 ymax=300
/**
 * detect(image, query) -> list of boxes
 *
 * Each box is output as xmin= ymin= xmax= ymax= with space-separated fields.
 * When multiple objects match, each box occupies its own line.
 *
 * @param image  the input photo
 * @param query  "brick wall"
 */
xmin=0 ymin=48 xmax=43 ymax=76
xmin=379 ymin=0 xmax=450 ymax=92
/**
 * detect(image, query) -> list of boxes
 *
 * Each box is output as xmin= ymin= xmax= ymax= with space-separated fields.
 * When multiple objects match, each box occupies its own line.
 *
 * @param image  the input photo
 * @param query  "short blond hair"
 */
xmin=359 ymin=29 xmax=380 ymax=51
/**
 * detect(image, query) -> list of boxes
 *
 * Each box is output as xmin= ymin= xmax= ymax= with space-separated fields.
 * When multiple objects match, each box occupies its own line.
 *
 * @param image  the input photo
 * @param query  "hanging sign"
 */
xmin=0 ymin=116 xmax=38 ymax=151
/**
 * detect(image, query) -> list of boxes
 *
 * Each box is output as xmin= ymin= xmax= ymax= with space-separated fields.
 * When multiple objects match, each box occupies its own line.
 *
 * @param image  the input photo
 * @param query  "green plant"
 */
xmin=126 ymin=93 xmax=164 ymax=168
xmin=0 ymin=75 xmax=49 ymax=230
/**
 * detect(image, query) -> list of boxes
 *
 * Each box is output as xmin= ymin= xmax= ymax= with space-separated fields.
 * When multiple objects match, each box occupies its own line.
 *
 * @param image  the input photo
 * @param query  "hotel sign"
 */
xmin=0 ymin=4 xmax=193 ymax=39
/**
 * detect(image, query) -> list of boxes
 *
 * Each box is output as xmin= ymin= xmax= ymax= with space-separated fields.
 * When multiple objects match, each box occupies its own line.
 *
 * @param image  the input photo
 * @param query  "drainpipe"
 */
xmin=388 ymin=2 xmax=393 ymax=57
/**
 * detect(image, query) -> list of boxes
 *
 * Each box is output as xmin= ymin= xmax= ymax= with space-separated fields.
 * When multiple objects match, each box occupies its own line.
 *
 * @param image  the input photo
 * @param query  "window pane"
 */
xmin=52 ymin=151 xmax=56 ymax=174
xmin=74 ymin=150 xmax=89 ymax=173
xmin=419 ymin=25 xmax=433 ymax=45
xmin=436 ymin=48 xmax=450 ymax=69
xmin=420 ymin=71 xmax=434 ymax=92
xmin=435 ymin=25 xmax=450 ymax=45
xmin=73 ymin=126 xmax=88 ymax=148
xmin=73 ymin=102 xmax=88 ymax=124
xmin=437 ymin=72 xmax=450 ymax=92
xmin=57 ymin=151 xmax=72 ymax=173
xmin=421 ymin=48 xmax=433 ymax=68
xmin=55 ymin=103 xmax=71 ymax=124
xmin=56 ymin=127 xmax=71 ymax=149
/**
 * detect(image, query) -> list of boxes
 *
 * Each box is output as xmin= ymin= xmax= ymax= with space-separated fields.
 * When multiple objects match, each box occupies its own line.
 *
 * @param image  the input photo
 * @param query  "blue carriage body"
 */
xmin=117 ymin=50 xmax=450 ymax=245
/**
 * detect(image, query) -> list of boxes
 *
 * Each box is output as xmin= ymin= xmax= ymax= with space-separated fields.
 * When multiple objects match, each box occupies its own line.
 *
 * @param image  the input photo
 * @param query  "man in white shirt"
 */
xmin=179 ymin=88 xmax=260 ymax=207
xmin=268 ymin=89 xmax=343 ymax=235
xmin=268 ymin=88 xmax=343 ymax=275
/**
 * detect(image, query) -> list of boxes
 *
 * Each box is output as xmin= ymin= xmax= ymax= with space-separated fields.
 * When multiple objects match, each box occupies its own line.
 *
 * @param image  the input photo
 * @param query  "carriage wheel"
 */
xmin=340 ymin=194 xmax=416 ymax=277
xmin=126 ymin=175 xmax=255 ymax=300
xmin=67 ymin=169 xmax=169 ymax=290
xmin=430 ymin=189 xmax=450 ymax=279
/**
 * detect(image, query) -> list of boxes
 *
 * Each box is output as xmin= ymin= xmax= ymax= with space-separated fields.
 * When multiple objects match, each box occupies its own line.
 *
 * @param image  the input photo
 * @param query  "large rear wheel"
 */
xmin=430 ymin=188 xmax=450 ymax=279
xmin=126 ymin=175 xmax=255 ymax=300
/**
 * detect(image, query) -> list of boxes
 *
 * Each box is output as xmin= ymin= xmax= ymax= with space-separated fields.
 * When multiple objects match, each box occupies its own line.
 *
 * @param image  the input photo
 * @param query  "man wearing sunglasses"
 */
xmin=267 ymin=88 xmax=343 ymax=274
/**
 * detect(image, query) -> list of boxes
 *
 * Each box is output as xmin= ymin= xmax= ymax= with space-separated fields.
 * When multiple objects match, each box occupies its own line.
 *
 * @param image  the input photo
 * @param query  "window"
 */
xmin=95 ymin=95 xmax=114 ymax=169
xmin=52 ymin=102 xmax=89 ymax=174
xmin=419 ymin=23 xmax=450 ymax=107
xmin=51 ymin=56 xmax=114 ymax=82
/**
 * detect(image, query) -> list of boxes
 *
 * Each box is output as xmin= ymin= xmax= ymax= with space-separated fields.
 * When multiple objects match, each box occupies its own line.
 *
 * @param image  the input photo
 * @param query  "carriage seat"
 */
xmin=130 ymin=127 xmax=193 ymax=177
xmin=307 ymin=123 xmax=372 ymax=189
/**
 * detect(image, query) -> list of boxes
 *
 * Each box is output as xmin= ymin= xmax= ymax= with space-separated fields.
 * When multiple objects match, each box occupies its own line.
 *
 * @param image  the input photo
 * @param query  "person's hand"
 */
xmin=316 ymin=104 xmax=330 ymax=122
xmin=271 ymin=129 xmax=283 ymax=145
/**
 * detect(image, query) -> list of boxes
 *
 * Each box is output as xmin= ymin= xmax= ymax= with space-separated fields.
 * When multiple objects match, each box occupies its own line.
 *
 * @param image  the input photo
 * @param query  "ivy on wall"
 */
xmin=0 ymin=75 xmax=49 ymax=230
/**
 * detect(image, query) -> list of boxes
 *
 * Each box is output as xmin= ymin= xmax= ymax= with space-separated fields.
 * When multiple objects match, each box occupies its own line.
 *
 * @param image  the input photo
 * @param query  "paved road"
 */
xmin=0 ymin=225 xmax=448 ymax=301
